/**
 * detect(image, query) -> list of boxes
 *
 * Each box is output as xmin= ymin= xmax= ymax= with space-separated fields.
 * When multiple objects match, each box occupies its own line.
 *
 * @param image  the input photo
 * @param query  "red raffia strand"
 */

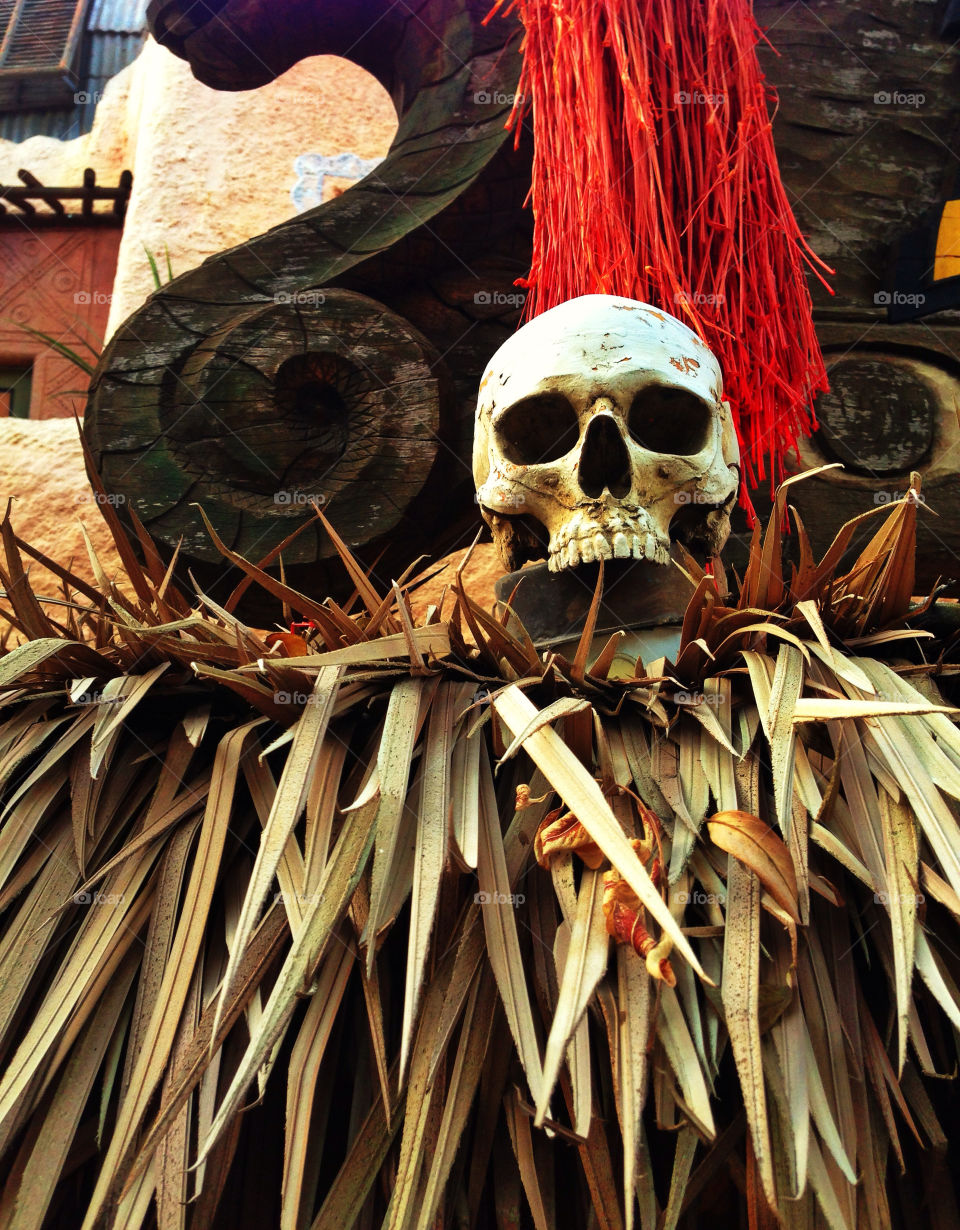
xmin=487 ymin=0 xmax=834 ymax=502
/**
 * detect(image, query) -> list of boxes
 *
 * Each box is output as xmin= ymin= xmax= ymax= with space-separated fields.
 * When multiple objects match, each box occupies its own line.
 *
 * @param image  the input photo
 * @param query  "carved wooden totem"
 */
xmin=86 ymin=0 xmax=960 ymax=599
xmin=87 ymin=0 xmax=530 ymax=603
xmin=752 ymin=2 xmax=960 ymax=584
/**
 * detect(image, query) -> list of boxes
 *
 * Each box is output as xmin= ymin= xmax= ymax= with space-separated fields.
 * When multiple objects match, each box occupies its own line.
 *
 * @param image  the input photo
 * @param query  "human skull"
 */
xmin=474 ymin=295 xmax=740 ymax=572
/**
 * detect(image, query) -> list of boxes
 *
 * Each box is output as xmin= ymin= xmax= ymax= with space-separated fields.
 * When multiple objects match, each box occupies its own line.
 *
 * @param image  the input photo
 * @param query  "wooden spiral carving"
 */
xmin=86 ymin=0 xmax=530 ymax=600
xmin=93 ymin=292 xmax=448 ymax=564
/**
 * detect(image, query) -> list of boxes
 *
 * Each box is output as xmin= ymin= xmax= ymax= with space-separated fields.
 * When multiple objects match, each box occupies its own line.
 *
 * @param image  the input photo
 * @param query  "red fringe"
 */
xmin=488 ymin=0 xmax=833 ymax=501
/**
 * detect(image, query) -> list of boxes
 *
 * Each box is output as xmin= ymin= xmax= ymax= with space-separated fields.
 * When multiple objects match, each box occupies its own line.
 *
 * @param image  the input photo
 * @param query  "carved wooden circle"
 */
xmin=813 ymin=353 xmax=937 ymax=476
xmin=93 ymin=289 xmax=445 ymax=566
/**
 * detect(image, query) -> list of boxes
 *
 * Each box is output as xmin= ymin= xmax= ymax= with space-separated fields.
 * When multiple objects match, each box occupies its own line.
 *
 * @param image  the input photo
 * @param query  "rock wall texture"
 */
xmin=0 ymin=418 xmax=123 ymax=596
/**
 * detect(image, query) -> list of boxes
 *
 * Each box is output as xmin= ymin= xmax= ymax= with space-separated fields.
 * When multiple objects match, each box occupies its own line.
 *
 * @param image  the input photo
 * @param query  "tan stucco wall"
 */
xmin=0 ymin=37 xmax=398 ymax=338
xmin=105 ymin=39 xmax=398 ymax=333
xmin=0 ymin=36 xmax=397 ymax=592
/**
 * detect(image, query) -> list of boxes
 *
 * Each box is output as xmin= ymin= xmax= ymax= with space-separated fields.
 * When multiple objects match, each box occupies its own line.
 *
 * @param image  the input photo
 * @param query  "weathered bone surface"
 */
xmin=474 ymin=295 xmax=740 ymax=574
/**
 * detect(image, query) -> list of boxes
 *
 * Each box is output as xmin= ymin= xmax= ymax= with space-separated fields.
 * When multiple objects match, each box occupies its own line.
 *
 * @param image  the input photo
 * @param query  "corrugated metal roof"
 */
xmin=0 ymin=106 xmax=78 ymax=142
xmin=88 ymin=29 xmax=144 ymax=80
xmin=88 ymin=0 xmax=149 ymax=34
xmin=77 ymin=29 xmax=145 ymax=127
xmin=0 ymin=1 xmax=146 ymax=141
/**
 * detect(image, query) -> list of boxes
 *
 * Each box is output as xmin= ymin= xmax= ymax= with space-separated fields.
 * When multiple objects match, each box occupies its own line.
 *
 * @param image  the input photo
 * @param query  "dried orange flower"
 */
xmin=515 ymin=783 xmax=551 ymax=810
xmin=534 ymin=806 xmax=605 ymax=869
xmin=602 ymin=846 xmax=675 ymax=986
xmin=263 ymin=630 xmax=311 ymax=656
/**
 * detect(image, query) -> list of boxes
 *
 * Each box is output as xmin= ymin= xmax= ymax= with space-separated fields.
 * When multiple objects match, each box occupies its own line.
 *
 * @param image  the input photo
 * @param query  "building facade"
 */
xmin=0 ymin=0 xmax=395 ymax=419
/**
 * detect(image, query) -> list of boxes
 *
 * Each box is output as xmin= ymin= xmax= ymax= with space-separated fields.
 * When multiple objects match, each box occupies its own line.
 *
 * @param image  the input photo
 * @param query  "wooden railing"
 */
xmin=0 ymin=167 xmax=132 ymax=225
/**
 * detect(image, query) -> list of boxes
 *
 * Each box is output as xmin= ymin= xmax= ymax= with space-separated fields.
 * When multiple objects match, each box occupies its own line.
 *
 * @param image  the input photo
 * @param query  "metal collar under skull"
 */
xmin=474 ymin=295 xmax=740 ymax=573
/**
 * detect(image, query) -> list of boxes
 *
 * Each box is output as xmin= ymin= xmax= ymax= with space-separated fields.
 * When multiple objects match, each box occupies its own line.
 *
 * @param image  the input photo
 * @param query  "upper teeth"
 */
xmin=548 ymin=532 xmax=667 ymax=571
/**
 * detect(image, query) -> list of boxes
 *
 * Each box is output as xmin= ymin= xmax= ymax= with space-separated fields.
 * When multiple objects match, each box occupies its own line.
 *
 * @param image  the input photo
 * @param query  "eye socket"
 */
xmin=628 ymin=386 xmax=714 ymax=455
xmin=495 ymin=394 xmax=580 ymax=465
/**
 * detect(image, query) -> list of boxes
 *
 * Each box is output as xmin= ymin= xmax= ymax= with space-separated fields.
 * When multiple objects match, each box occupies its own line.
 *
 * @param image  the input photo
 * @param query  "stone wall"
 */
xmin=0 ymin=418 xmax=123 ymax=593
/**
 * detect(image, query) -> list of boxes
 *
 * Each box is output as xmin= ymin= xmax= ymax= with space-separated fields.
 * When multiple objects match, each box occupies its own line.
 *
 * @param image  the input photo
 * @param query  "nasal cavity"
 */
xmin=578 ymin=415 xmax=632 ymax=499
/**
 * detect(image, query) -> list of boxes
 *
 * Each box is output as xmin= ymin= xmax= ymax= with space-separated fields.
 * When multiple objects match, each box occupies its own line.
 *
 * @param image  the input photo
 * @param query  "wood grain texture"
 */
xmin=730 ymin=3 xmax=960 ymax=587
xmin=755 ymin=0 xmax=960 ymax=310
xmin=87 ymin=0 xmax=530 ymax=602
xmin=90 ymin=0 xmax=960 ymax=600
xmin=737 ymin=321 xmax=960 ymax=592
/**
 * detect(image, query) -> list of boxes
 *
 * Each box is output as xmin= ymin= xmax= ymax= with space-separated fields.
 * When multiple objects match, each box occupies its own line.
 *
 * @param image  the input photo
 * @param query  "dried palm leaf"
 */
xmin=0 ymin=472 xmax=956 ymax=1230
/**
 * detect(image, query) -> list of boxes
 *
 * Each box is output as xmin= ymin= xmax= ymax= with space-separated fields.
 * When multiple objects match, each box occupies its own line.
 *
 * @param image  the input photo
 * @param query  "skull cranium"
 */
xmin=473 ymin=295 xmax=740 ymax=573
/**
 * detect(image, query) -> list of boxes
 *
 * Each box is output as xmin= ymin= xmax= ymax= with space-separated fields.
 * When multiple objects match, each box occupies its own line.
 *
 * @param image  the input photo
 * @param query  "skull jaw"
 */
xmin=480 ymin=498 xmax=738 ymax=574
xmin=670 ymin=488 xmax=738 ymax=558
xmin=546 ymin=505 xmax=670 ymax=571
xmin=481 ymin=500 xmax=673 ymax=574
xmin=479 ymin=506 xmax=546 ymax=574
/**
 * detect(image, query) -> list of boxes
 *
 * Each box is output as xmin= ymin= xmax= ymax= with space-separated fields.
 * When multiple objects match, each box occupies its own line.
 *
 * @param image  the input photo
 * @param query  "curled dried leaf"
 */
xmin=707 ymin=810 xmax=800 ymax=925
xmin=263 ymin=631 xmax=311 ymax=656
xmin=516 ymin=783 xmax=552 ymax=810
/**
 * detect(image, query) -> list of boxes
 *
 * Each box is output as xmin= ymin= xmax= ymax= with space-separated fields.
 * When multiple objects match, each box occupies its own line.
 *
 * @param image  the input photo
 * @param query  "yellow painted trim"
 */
xmin=934 ymin=199 xmax=960 ymax=281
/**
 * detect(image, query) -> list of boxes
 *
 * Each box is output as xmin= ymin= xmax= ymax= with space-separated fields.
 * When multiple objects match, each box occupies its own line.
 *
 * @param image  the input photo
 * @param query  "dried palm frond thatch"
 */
xmin=0 ymin=456 xmax=957 ymax=1230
